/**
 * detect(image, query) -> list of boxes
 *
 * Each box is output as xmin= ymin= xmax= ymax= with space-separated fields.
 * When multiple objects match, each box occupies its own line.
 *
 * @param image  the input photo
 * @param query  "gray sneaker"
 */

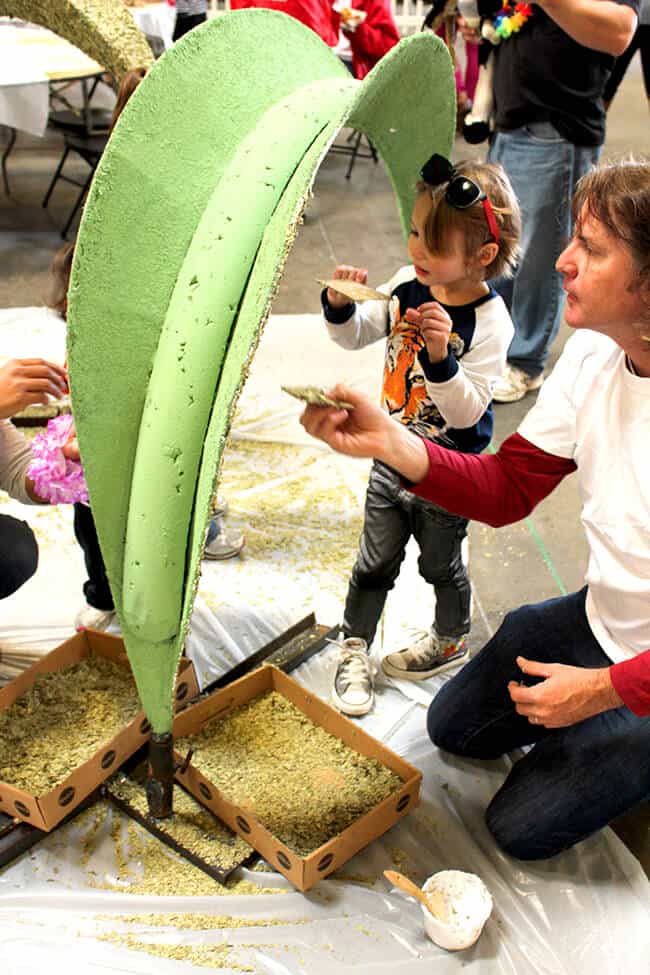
xmin=382 ymin=631 xmax=468 ymax=681
xmin=330 ymin=638 xmax=374 ymax=716
xmin=203 ymin=522 xmax=245 ymax=560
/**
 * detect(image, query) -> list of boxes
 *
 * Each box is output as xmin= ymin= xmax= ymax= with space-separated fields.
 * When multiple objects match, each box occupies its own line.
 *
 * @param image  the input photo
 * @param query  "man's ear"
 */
xmin=478 ymin=242 xmax=499 ymax=267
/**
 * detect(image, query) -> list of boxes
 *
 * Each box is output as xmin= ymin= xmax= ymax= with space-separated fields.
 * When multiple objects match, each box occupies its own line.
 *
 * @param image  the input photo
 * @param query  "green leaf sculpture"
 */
xmin=67 ymin=10 xmax=455 ymax=733
xmin=0 ymin=0 xmax=153 ymax=81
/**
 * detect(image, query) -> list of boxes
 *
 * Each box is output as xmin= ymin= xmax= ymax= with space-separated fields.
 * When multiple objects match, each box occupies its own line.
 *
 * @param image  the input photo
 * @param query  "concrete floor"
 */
xmin=1 ymin=54 xmax=649 ymax=867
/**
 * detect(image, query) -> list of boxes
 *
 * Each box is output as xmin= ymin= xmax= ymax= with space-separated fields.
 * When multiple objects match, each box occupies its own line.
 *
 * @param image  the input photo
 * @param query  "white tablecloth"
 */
xmin=0 ymin=22 xmax=104 ymax=137
xmin=0 ymin=7 xmax=172 ymax=140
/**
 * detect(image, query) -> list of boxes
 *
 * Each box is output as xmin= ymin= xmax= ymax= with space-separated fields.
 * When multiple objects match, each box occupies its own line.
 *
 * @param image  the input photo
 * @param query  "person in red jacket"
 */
xmin=331 ymin=0 xmax=400 ymax=79
xmin=299 ymin=159 xmax=650 ymax=861
xmin=229 ymin=0 xmax=399 ymax=75
xmin=229 ymin=0 xmax=338 ymax=45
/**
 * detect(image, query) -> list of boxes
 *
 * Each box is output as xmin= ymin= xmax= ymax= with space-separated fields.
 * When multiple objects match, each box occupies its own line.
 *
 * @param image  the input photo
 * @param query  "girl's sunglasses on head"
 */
xmin=420 ymin=154 xmax=500 ymax=245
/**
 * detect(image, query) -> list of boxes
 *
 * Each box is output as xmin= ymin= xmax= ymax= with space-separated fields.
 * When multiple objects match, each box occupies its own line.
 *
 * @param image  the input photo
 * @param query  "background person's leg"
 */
xmin=488 ymin=125 xmax=596 ymax=390
xmin=0 ymin=513 xmax=38 ymax=599
xmin=485 ymin=706 xmax=650 ymax=859
xmin=488 ymin=124 xmax=574 ymax=380
xmin=173 ymin=11 xmax=207 ymax=42
xmin=73 ymin=502 xmax=114 ymax=611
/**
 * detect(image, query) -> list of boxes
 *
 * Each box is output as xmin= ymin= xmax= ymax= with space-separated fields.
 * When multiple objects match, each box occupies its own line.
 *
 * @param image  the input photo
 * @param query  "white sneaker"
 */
xmin=382 ymin=631 xmax=469 ymax=681
xmin=203 ymin=525 xmax=245 ymax=560
xmin=331 ymin=638 xmax=374 ymax=716
xmin=75 ymin=604 xmax=117 ymax=632
xmin=492 ymin=365 xmax=544 ymax=404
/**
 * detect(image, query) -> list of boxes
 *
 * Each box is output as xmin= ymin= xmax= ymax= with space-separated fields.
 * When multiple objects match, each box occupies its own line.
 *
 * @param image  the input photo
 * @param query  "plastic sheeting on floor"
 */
xmin=1 ymin=310 xmax=650 ymax=973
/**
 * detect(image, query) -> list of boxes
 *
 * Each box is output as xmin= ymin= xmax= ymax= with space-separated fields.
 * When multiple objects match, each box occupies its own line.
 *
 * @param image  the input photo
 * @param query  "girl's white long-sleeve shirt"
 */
xmin=322 ymin=265 xmax=514 ymax=453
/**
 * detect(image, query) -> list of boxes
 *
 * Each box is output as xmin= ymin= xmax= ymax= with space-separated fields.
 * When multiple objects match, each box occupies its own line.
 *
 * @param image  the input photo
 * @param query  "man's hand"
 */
xmin=508 ymin=656 xmax=623 ymax=728
xmin=300 ymin=384 xmax=391 ymax=458
xmin=0 ymin=358 xmax=68 ymax=419
xmin=300 ymin=384 xmax=430 ymax=482
xmin=326 ymin=265 xmax=368 ymax=310
xmin=405 ymin=303 xmax=453 ymax=363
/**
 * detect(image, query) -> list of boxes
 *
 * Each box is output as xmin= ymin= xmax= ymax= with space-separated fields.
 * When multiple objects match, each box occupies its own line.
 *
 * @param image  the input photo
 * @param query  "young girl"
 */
xmin=321 ymin=153 xmax=520 ymax=715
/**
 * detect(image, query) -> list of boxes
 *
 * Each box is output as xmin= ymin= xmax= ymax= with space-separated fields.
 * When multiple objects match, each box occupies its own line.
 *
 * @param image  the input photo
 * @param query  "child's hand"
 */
xmin=405 ymin=303 xmax=453 ymax=363
xmin=62 ymin=427 xmax=80 ymax=461
xmin=0 ymin=357 xmax=68 ymax=419
xmin=326 ymin=265 xmax=368 ymax=309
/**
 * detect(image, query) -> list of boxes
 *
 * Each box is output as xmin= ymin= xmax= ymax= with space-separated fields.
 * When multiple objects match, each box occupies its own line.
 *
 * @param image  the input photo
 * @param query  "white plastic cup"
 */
xmin=420 ymin=870 xmax=493 ymax=951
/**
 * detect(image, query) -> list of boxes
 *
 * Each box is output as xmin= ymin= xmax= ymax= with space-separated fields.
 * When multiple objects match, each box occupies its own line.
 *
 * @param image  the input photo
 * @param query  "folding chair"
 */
xmin=329 ymin=129 xmax=379 ymax=179
xmin=42 ymin=131 xmax=108 ymax=239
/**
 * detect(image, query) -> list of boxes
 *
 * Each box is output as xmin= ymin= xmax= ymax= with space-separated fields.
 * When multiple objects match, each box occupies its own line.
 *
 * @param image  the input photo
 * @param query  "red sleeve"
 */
xmin=610 ymin=652 xmax=650 ymax=717
xmin=348 ymin=0 xmax=400 ymax=62
xmin=230 ymin=0 xmax=338 ymax=44
xmin=408 ymin=432 xmax=577 ymax=527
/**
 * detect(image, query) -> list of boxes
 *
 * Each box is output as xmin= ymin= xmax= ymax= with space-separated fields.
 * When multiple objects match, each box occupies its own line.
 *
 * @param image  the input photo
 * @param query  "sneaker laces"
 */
xmin=335 ymin=648 xmax=372 ymax=694
xmin=407 ymin=634 xmax=440 ymax=666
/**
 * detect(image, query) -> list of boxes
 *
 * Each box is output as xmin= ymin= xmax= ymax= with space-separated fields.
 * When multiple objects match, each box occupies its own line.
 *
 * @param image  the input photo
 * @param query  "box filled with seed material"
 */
xmin=173 ymin=664 xmax=421 ymax=891
xmin=0 ymin=630 xmax=198 ymax=831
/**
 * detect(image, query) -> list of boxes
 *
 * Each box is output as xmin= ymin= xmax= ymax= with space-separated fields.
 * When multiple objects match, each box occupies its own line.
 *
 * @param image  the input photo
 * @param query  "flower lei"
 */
xmin=493 ymin=2 xmax=533 ymax=39
xmin=27 ymin=413 xmax=88 ymax=505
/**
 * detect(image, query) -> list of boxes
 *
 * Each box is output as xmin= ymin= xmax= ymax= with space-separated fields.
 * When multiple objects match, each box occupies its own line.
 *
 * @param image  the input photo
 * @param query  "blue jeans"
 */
xmin=488 ymin=124 xmax=600 ymax=377
xmin=427 ymin=588 xmax=650 ymax=859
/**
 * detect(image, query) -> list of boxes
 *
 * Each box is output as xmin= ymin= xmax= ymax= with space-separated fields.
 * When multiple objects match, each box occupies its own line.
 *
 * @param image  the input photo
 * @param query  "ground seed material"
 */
xmin=104 ymin=912 xmax=298 ymax=930
xmin=75 ymin=802 xmax=284 ymax=898
xmin=109 ymin=774 xmax=253 ymax=873
xmin=97 ymin=933 xmax=253 ymax=971
xmin=178 ymin=690 xmax=403 ymax=856
xmin=0 ymin=656 xmax=140 ymax=793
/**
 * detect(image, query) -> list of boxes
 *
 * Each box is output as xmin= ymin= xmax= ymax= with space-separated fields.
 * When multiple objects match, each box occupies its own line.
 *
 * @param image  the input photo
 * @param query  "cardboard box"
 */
xmin=173 ymin=664 xmax=422 ymax=891
xmin=0 ymin=630 xmax=198 ymax=831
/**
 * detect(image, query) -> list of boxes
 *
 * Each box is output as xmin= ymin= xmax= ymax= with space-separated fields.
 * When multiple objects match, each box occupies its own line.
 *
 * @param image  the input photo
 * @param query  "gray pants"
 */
xmin=343 ymin=461 xmax=471 ymax=647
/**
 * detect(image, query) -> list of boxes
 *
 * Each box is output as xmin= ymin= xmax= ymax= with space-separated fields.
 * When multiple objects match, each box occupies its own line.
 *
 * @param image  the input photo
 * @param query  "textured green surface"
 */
xmin=68 ymin=10 xmax=454 ymax=732
xmin=0 ymin=0 xmax=153 ymax=81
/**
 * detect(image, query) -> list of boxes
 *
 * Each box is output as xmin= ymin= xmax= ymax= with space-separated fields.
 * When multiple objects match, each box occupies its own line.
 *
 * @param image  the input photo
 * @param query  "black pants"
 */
xmin=0 ymin=514 xmax=38 ymax=599
xmin=173 ymin=12 xmax=207 ymax=41
xmin=343 ymin=461 xmax=470 ymax=646
xmin=73 ymin=503 xmax=114 ymax=611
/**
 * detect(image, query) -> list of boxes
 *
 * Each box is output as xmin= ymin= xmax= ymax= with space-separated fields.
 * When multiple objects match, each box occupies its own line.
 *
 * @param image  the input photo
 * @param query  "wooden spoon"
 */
xmin=384 ymin=869 xmax=449 ymax=923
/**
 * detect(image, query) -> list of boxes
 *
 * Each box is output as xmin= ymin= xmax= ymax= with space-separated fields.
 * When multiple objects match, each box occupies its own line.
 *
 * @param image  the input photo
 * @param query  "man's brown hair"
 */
xmin=416 ymin=160 xmax=521 ymax=281
xmin=572 ymin=160 xmax=650 ymax=318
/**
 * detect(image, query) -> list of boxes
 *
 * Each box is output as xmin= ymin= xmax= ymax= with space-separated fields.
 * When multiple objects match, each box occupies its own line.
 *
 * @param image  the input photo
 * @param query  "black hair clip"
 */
xmin=420 ymin=153 xmax=456 ymax=186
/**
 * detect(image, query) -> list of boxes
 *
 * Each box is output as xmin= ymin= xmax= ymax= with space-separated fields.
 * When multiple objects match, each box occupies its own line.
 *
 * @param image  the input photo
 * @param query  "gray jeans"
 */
xmin=343 ymin=461 xmax=470 ymax=647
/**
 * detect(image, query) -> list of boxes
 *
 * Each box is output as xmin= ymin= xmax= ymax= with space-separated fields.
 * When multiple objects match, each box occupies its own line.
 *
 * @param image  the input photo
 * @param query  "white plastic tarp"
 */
xmin=1 ymin=310 xmax=649 ymax=973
